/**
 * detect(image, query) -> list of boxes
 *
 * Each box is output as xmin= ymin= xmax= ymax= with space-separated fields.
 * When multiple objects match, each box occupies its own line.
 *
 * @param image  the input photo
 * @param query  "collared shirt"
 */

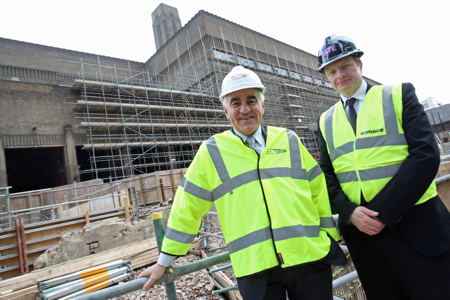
xmin=233 ymin=125 xmax=266 ymax=150
xmin=340 ymin=80 xmax=367 ymax=115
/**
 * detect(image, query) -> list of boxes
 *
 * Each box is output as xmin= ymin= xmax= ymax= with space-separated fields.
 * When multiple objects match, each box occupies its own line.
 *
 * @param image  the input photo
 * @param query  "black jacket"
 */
xmin=318 ymin=82 xmax=450 ymax=257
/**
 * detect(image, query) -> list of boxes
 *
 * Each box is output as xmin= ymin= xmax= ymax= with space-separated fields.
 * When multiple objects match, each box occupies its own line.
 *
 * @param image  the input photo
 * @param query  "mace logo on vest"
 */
xmin=360 ymin=128 xmax=384 ymax=135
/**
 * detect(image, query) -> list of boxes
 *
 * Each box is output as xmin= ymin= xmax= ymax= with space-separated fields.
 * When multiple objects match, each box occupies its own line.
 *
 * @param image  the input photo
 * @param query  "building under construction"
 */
xmin=0 ymin=3 xmax=379 ymax=193
xmin=2 ymin=5 xmax=450 ymax=299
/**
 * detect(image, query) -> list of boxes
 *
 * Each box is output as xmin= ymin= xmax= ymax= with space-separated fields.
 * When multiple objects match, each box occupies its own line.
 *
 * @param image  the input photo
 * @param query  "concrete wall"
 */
xmin=152 ymin=3 xmax=182 ymax=50
xmin=0 ymin=80 xmax=81 ymax=138
xmin=0 ymin=80 xmax=84 ymax=188
xmin=202 ymin=12 xmax=319 ymax=71
xmin=145 ymin=10 xmax=379 ymax=94
xmin=146 ymin=11 xmax=205 ymax=75
xmin=0 ymin=37 xmax=145 ymax=76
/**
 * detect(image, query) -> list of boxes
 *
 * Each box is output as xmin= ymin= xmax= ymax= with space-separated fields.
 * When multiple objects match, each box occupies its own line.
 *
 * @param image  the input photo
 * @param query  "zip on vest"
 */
xmin=204 ymin=129 xmax=331 ymax=259
xmin=255 ymin=152 xmax=282 ymax=265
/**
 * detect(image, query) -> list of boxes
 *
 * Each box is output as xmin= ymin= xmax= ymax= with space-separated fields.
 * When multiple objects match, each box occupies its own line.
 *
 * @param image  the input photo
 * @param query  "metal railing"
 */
xmin=0 ymin=181 xmax=124 ymax=228
xmin=74 ymin=213 xmax=230 ymax=300
xmin=4 ymin=166 xmax=449 ymax=298
xmin=0 ymin=186 xmax=12 ymax=227
xmin=73 ymin=213 xmax=360 ymax=300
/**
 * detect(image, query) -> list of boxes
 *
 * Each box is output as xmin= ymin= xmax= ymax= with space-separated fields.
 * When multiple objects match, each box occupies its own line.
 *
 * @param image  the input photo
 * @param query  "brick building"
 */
xmin=0 ymin=3 xmax=378 ymax=192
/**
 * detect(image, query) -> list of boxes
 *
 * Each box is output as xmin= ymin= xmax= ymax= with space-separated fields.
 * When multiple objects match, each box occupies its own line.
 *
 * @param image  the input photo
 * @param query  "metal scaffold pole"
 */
xmin=152 ymin=212 xmax=178 ymax=300
xmin=73 ymin=213 xmax=230 ymax=300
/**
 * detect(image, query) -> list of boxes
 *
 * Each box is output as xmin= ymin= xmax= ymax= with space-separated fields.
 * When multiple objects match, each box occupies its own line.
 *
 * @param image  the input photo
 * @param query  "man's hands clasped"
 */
xmin=349 ymin=206 xmax=385 ymax=236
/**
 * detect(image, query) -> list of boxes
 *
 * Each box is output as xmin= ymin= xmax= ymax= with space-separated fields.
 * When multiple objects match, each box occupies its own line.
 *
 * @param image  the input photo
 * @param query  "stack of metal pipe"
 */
xmin=37 ymin=259 xmax=133 ymax=300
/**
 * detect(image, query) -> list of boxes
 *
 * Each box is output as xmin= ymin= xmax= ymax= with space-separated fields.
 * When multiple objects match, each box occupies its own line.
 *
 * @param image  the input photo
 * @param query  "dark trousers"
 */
xmin=341 ymin=223 xmax=450 ymax=300
xmin=236 ymin=262 xmax=332 ymax=300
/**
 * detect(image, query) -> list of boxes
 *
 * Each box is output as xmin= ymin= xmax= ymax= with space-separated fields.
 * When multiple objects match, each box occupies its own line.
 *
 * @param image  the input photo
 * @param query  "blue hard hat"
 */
xmin=317 ymin=35 xmax=363 ymax=72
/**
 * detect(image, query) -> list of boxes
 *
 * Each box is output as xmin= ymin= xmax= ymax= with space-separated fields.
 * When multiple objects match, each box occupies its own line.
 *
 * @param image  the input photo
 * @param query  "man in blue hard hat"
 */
xmin=317 ymin=34 xmax=450 ymax=299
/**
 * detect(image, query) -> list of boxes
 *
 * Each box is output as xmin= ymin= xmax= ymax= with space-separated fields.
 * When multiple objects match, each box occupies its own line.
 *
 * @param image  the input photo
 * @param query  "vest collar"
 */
xmin=231 ymin=125 xmax=267 ymax=147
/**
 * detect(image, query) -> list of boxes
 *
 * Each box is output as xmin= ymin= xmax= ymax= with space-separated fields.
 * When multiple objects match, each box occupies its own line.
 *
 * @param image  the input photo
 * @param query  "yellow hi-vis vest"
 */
xmin=319 ymin=84 xmax=437 ymax=205
xmin=161 ymin=126 xmax=339 ymax=277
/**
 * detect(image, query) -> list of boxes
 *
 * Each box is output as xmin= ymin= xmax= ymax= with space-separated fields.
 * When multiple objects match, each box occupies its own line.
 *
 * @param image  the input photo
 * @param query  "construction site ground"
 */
xmin=1 ymin=160 xmax=449 ymax=299
xmin=115 ymin=255 xmax=225 ymax=300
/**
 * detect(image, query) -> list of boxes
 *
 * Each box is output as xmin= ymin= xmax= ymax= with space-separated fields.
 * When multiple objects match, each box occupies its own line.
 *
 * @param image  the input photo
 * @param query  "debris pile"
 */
xmin=113 ymin=211 xmax=240 ymax=299
xmin=114 ymin=255 xmax=224 ymax=300
xmin=34 ymin=217 xmax=153 ymax=269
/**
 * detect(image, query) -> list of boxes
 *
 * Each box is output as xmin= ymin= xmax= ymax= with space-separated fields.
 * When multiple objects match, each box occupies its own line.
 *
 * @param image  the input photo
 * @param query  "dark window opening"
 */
xmin=5 ymin=147 xmax=66 ymax=193
xmin=76 ymin=146 xmax=92 ymax=182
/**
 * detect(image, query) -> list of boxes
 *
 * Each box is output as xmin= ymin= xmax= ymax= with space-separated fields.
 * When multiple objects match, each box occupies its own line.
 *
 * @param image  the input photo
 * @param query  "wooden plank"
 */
xmin=159 ymin=178 xmax=166 ymax=203
xmin=130 ymin=248 xmax=159 ymax=269
xmin=1 ymin=208 xmax=124 ymax=242
xmin=138 ymin=176 xmax=146 ymax=205
xmin=169 ymin=170 xmax=176 ymax=196
xmin=437 ymin=179 xmax=450 ymax=211
xmin=9 ymin=179 xmax=103 ymax=212
xmin=201 ymin=250 xmax=241 ymax=300
xmin=1 ymin=209 xmax=126 ymax=280
xmin=211 ymin=271 xmax=242 ymax=300
xmin=18 ymin=218 xmax=29 ymax=274
xmin=1 ymin=234 xmax=60 ymax=259
xmin=25 ymin=222 xmax=85 ymax=243
xmin=0 ymin=238 xmax=157 ymax=294
xmin=0 ymin=285 xmax=37 ymax=300
xmin=18 ymin=207 xmax=123 ymax=232
xmin=144 ymin=174 xmax=159 ymax=205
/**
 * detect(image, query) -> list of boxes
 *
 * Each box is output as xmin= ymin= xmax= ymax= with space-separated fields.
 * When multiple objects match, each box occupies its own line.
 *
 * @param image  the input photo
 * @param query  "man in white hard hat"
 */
xmin=317 ymin=35 xmax=450 ymax=299
xmin=139 ymin=65 xmax=345 ymax=299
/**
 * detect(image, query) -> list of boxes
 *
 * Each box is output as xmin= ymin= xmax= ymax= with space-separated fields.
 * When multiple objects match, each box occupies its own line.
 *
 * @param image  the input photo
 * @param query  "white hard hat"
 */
xmin=219 ymin=66 xmax=266 ymax=102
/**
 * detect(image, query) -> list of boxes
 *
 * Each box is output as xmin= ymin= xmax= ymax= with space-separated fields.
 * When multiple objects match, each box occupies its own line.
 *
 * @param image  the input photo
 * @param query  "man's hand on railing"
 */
xmin=138 ymin=263 xmax=166 ymax=290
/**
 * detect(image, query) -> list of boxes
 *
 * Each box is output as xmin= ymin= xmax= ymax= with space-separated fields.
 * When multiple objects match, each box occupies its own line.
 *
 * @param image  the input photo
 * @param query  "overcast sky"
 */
xmin=1 ymin=0 xmax=448 ymax=103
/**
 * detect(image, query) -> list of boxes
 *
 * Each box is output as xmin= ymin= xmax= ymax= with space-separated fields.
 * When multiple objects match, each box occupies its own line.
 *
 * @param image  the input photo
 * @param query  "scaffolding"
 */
xmin=70 ymin=18 xmax=341 ymax=182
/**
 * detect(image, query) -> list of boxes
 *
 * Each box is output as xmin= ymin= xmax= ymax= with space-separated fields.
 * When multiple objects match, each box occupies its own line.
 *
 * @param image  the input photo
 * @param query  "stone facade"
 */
xmin=0 ymin=7 xmax=379 ymax=192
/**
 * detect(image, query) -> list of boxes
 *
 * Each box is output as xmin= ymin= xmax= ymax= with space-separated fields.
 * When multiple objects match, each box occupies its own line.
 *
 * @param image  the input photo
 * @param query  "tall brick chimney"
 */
xmin=152 ymin=3 xmax=182 ymax=51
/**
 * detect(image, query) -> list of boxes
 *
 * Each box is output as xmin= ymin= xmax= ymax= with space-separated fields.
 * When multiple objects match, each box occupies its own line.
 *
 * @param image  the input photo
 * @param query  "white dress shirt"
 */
xmin=341 ymin=80 xmax=368 ymax=115
xmin=234 ymin=126 xmax=265 ymax=153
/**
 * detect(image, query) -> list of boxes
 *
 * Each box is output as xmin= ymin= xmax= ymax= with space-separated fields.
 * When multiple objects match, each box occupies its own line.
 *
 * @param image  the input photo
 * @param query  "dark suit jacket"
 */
xmin=318 ymin=82 xmax=450 ymax=258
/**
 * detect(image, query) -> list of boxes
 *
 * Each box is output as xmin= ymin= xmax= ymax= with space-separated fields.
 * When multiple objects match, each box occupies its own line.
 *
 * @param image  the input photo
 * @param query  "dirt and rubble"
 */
xmin=112 ymin=210 xmax=365 ymax=300
xmin=30 ymin=207 xmax=365 ymax=299
xmin=112 ymin=211 xmax=236 ymax=300
xmin=114 ymin=254 xmax=225 ymax=300
xmin=34 ymin=217 xmax=154 ymax=269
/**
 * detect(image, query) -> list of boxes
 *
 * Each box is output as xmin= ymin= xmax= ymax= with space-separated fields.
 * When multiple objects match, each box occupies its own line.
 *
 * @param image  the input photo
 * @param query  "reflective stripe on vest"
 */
xmin=336 ymin=163 xmax=403 ymax=183
xmin=189 ymin=128 xmax=334 ymax=254
xmin=324 ymin=85 xmax=407 ymax=162
xmin=180 ymin=129 xmax=322 ymax=203
xmin=165 ymin=227 xmax=197 ymax=244
xmin=226 ymin=217 xmax=336 ymax=254
xmin=163 ymin=126 xmax=338 ymax=277
xmin=320 ymin=84 xmax=436 ymax=204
